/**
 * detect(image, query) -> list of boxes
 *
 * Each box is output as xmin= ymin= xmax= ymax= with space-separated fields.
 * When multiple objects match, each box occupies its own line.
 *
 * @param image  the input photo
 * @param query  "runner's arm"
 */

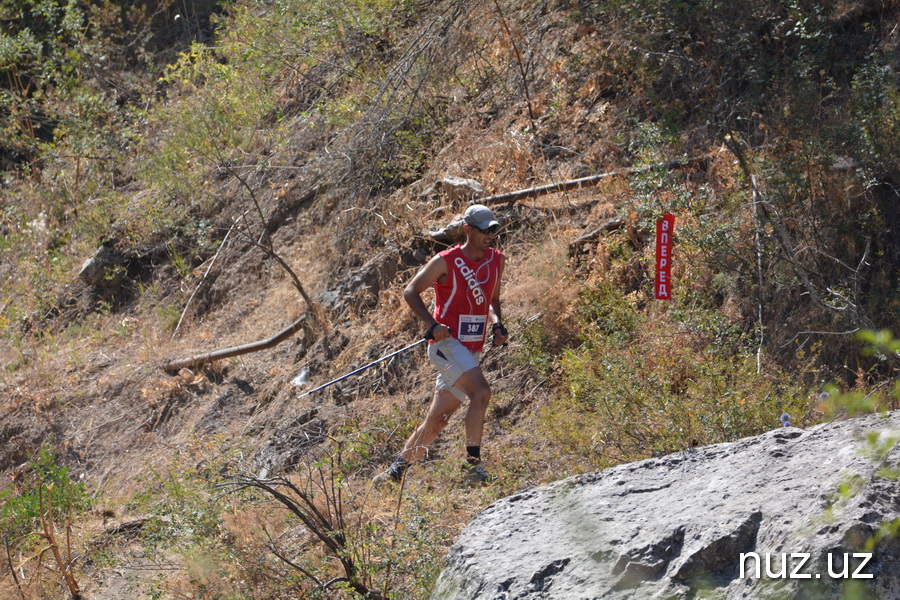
xmin=490 ymin=255 xmax=509 ymax=346
xmin=404 ymin=255 xmax=451 ymax=341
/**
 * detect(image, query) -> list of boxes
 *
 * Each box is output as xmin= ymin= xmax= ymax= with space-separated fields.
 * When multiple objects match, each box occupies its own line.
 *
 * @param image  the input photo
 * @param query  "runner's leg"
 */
xmin=399 ymin=390 xmax=462 ymax=463
xmin=451 ymin=367 xmax=491 ymax=448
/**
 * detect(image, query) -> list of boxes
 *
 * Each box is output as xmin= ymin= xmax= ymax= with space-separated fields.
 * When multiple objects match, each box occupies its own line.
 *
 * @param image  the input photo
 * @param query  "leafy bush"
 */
xmin=0 ymin=443 xmax=90 ymax=541
xmin=846 ymin=57 xmax=900 ymax=182
xmin=817 ymin=330 xmax=900 ymax=417
xmin=541 ymin=326 xmax=812 ymax=466
xmin=575 ymin=281 xmax=645 ymax=346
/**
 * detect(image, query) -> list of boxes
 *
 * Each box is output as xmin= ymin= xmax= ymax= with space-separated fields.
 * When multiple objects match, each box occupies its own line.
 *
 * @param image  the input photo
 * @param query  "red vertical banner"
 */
xmin=655 ymin=212 xmax=675 ymax=300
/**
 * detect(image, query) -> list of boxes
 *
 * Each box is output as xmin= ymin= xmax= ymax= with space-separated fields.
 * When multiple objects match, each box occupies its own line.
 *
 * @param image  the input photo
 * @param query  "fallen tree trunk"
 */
xmin=428 ymin=154 xmax=713 ymax=242
xmin=161 ymin=315 xmax=309 ymax=372
xmin=479 ymin=154 xmax=710 ymax=205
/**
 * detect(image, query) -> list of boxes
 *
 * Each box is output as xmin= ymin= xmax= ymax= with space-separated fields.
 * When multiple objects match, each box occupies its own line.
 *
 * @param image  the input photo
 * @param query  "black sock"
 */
xmin=466 ymin=446 xmax=481 ymax=464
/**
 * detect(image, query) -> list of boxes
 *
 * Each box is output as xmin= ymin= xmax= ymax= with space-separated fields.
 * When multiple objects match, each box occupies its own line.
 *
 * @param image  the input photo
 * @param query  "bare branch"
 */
xmin=231 ymin=226 xmax=327 ymax=328
xmin=492 ymin=0 xmax=537 ymax=132
xmin=217 ymin=469 xmax=383 ymax=599
xmin=569 ymin=216 xmax=625 ymax=257
xmin=781 ymin=328 xmax=861 ymax=348
xmin=172 ymin=212 xmax=246 ymax=340
xmin=161 ymin=314 xmax=311 ymax=371
xmin=723 ymin=137 xmax=880 ymax=340
xmin=479 ymin=154 xmax=711 ymax=205
xmin=4 ymin=536 xmax=26 ymax=600
xmin=723 ymin=134 xmax=767 ymax=373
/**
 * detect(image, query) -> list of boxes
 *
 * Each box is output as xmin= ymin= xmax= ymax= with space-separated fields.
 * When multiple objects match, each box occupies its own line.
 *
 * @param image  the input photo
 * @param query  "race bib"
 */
xmin=458 ymin=314 xmax=487 ymax=342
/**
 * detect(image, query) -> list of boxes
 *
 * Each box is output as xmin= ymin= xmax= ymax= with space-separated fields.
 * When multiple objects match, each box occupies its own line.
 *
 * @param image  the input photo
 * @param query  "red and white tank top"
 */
xmin=433 ymin=246 xmax=503 ymax=352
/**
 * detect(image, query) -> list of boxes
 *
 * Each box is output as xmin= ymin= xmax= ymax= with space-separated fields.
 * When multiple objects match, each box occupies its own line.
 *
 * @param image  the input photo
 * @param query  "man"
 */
xmin=374 ymin=204 xmax=509 ymax=485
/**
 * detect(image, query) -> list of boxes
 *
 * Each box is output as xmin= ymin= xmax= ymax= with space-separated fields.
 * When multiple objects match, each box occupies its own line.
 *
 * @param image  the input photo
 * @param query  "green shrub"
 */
xmin=515 ymin=318 xmax=556 ymax=376
xmin=575 ymin=281 xmax=645 ymax=346
xmin=539 ymin=318 xmax=812 ymax=466
xmin=817 ymin=330 xmax=900 ymax=417
xmin=0 ymin=443 xmax=91 ymax=541
xmin=130 ymin=456 xmax=223 ymax=553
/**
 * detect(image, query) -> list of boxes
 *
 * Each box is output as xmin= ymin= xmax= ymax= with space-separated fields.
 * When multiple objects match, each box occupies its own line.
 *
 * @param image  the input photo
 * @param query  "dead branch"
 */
xmin=492 ymin=0 xmax=537 ymax=132
xmin=568 ymin=215 xmax=625 ymax=256
xmin=427 ymin=154 xmax=705 ymax=241
xmin=724 ymin=139 xmax=897 ymax=369
xmin=217 ymin=468 xmax=384 ymax=600
xmin=338 ymin=1 xmax=466 ymax=187
xmin=364 ymin=2 xmax=464 ymax=120
xmin=428 ymin=219 xmax=464 ymax=243
xmin=38 ymin=485 xmax=81 ymax=599
xmin=4 ymin=536 xmax=26 ymax=600
xmin=262 ymin=526 xmax=323 ymax=587
xmin=194 ymin=107 xmax=273 ymax=250
xmin=180 ymin=86 xmax=325 ymax=328
xmin=478 ymin=154 xmax=711 ymax=205
xmin=161 ymin=314 xmax=310 ymax=372
xmin=723 ymin=134 xmax=767 ymax=373
xmin=163 ymin=192 xmax=327 ymax=373
xmin=230 ymin=227 xmax=328 ymax=329
xmin=724 ymin=140 xmax=879 ymax=332
xmin=172 ymin=212 xmax=245 ymax=340
xmin=103 ymin=519 xmax=147 ymax=536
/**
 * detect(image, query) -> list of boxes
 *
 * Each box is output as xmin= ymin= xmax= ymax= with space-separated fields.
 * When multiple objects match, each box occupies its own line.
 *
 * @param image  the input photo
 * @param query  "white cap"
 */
xmin=464 ymin=204 xmax=500 ymax=229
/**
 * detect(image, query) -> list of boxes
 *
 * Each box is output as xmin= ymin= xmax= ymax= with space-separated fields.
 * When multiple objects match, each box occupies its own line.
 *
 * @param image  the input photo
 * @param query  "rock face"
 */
xmin=79 ymin=243 xmax=125 ymax=289
xmin=440 ymin=176 xmax=484 ymax=204
xmin=432 ymin=412 xmax=900 ymax=599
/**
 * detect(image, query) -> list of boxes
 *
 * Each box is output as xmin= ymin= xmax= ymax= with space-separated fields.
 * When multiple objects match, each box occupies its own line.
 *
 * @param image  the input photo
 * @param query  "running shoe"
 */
xmin=372 ymin=456 xmax=409 ymax=486
xmin=465 ymin=461 xmax=492 ymax=484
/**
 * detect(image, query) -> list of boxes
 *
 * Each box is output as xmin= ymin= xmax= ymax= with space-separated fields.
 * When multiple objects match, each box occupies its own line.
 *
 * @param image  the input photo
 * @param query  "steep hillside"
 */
xmin=1 ymin=1 xmax=898 ymax=598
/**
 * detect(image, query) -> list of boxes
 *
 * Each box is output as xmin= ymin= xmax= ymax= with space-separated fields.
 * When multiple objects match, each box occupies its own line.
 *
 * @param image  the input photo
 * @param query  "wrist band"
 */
xmin=426 ymin=322 xmax=440 ymax=340
xmin=492 ymin=322 xmax=507 ymax=335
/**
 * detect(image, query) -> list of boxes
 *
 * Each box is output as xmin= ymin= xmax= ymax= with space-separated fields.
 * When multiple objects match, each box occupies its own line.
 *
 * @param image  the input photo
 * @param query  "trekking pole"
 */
xmin=296 ymin=337 xmax=428 ymax=399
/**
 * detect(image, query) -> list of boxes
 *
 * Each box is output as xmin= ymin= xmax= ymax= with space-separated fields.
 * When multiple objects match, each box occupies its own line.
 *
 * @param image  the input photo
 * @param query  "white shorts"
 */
xmin=427 ymin=337 xmax=481 ymax=401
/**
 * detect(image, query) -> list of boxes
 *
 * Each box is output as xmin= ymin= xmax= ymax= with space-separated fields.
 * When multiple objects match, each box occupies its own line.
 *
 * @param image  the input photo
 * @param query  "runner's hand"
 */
xmin=491 ymin=322 xmax=509 ymax=346
xmin=426 ymin=322 xmax=451 ymax=341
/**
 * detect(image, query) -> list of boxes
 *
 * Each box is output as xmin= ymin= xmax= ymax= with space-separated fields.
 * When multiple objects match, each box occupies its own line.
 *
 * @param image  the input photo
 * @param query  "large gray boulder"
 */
xmin=432 ymin=412 xmax=900 ymax=599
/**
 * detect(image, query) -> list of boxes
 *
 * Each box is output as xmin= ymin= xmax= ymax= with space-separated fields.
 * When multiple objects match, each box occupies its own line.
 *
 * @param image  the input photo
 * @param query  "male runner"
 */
xmin=374 ymin=204 xmax=509 ymax=484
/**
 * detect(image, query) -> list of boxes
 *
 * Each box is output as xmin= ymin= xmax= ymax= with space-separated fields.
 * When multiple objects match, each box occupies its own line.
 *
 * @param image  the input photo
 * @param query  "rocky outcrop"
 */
xmin=78 ymin=242 xmax=127 ymax=290
xmin=318 ymin=243 xmax=431 ymax=318
xmin=439 ymin=176 xmax=484 ymax=204
xmin=432 ymin=412 xmax=900 ymax=599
